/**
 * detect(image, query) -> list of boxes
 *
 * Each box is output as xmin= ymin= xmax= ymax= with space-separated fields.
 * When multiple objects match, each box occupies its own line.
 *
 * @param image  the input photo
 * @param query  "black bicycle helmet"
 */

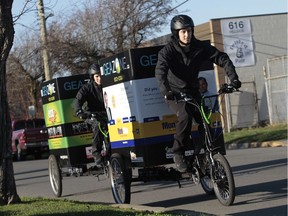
xmin=170 ymin=15 xmax=194 ymax=38
xmin=88 ymin=63 xmax=100 ymax=78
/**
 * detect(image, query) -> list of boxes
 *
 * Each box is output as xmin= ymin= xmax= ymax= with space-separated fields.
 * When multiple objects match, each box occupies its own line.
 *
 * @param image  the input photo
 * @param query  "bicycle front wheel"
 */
xmin=212 ymin=154 xmax=235 ymax=206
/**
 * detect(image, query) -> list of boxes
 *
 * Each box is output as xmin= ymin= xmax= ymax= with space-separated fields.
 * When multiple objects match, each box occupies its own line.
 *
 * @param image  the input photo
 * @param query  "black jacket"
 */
xmin=155 ymin=37 xmax=239 ymax=96
xmin=75 ymin=81 xmax=105 ymax=113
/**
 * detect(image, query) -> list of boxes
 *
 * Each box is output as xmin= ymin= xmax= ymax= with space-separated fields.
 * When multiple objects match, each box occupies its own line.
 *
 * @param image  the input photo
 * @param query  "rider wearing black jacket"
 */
xmin=75 ymin=64 xmax=107 ymax=165
xmin=155 ymin=15 xmax=241 ymax=172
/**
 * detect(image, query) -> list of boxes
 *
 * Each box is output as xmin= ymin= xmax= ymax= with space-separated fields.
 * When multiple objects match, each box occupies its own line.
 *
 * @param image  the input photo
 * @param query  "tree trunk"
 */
xmin=0 ymin=0 xmax=21 ymax=205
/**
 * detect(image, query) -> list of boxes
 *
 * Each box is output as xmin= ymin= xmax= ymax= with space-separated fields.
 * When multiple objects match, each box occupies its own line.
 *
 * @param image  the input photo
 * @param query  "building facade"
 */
xmin=147 ymin=13 xmax=287 ymax=131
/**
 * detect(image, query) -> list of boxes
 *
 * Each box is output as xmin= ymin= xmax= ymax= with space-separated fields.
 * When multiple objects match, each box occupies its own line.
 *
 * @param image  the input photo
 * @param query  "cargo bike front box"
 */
xmin=41 ymin=75 xmax=97 ymax=183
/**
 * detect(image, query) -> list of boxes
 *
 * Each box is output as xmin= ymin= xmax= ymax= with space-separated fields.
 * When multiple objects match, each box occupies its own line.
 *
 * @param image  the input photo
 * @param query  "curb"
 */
xmin=112 ymin=204 xmax=206 ymax=215
xmin=112 ymin=204 xmax=168 ymax=213
xmin=225 ymin=140 xmax=287 ymax=150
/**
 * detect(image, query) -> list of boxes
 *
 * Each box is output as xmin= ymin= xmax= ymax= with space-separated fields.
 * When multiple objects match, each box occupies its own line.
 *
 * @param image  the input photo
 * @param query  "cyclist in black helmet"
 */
xmin=75 ymin=63 xmax=108 ymax=166
xmin=155 ymin=14 xmax=241 ymax=172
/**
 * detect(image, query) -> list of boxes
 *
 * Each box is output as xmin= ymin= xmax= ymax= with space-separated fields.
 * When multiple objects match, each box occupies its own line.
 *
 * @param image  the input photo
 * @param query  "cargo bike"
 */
xmin=41 ymin=46 xmax=236 ymax=206
xmin=41 ymin=74 xmax=112 ymax=198
xmin=99 ymin=46 xmax=236 ymax=206
xmin=42 ymin=78 xmax=236 ymax=206
xmin=108 ymin=83 xmax=237 ymax=206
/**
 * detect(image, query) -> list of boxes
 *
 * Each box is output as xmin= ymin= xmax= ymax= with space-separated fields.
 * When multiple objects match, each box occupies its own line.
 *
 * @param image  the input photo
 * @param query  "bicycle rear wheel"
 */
xmin=212 ymin=154 xmax=235 ymax=206
xmin=109 ymin=153 xmax=131 ymax=204
xmin=198 ymin=155 xmax=214 ymax=195
xmin=200 ymin=175 xmax=214 ymax=195
xmin=48 ymin=154 xmax=62 ymax=197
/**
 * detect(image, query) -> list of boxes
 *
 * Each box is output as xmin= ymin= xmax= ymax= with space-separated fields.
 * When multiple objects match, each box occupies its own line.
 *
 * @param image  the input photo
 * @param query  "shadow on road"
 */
xmin=232 ymin=158 xmax=287 ymax=174
xmin=142 ymin=158 xmax=287 ymax=216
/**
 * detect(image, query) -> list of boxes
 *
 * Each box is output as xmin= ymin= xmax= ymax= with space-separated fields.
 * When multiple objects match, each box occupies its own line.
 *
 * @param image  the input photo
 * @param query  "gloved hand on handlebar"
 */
xmin=164 ymin=91 xmax=177 ymax=100
xmin=76 ymin=109 xmax=89 ymax=119
xmin=219 ymin=82 xmax=242 ymax=94
xmin=230 ymin=79 xmax=242 ymax=89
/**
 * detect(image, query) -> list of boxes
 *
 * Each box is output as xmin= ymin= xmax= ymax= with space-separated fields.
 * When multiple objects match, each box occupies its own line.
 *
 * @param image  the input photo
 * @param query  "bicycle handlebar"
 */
xmin=176 ymin=83 xmax=239 ymax=102
xmin=84 ymin=112 xmax=109 ymax=137
xmin=77 ymin=111 xmax=108 ymax=127
xmin=175 ymin=83 xmax=239 ymax=124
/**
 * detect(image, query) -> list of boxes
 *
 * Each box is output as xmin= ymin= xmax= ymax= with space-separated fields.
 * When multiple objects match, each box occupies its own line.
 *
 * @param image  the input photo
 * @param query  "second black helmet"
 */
xmin=88 ymin=64 xmax=100 ymax=77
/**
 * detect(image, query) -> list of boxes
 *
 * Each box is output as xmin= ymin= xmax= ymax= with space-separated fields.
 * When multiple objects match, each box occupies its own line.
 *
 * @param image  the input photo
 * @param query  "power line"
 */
xmin=48 ymin=0 xmax=191 ymax=43
xmin=102 ymin=0 xmax=190 ymax=31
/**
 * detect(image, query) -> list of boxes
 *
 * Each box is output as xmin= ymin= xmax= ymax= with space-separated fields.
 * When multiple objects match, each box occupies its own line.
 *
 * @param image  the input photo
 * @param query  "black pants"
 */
xmin=91 ymin=120 xmax=108 ymax=155
xmin=167 ymin=97 xmax=203 ymax=154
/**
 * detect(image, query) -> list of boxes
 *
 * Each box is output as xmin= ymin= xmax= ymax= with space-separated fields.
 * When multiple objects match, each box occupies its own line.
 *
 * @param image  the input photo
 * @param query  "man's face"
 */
xmin=93 ymin=74 xmax=101 ymax=85
xmin=198 ymin=79 xmax=208 ymax=94
xmin=178 ymin=27 xmax=192 ymax=45
xmin=104 ymin=93 xmax=108 ymax=107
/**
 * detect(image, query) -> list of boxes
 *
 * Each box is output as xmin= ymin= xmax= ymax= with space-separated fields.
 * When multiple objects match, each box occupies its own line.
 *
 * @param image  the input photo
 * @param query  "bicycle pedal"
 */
xmin=191 ymin=167 xmax=200 ymax=184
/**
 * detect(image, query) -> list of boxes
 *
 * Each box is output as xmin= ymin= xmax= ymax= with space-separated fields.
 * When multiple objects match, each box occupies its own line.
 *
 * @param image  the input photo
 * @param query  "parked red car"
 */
xmin=11 ymin=119 xmax=49 ymax=160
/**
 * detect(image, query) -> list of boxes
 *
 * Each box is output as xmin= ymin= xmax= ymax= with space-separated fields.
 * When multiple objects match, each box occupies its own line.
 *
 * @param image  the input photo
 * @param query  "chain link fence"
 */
xmin=226 ymin=80 xmax=259 ymax=131
xmin=264 ymin=56 xmax=287 ymax=125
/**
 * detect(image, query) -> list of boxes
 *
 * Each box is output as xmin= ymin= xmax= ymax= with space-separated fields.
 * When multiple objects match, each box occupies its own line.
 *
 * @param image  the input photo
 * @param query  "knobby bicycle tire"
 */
xmin=212 ymin=154 xmax=235 ymax=206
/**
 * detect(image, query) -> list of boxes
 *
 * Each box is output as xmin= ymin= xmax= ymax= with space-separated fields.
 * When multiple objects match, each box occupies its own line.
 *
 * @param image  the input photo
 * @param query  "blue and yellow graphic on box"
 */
xmin=108 ymin=114 xmax=176 ymax=142
xmin=108 ymin=112 xmax=222 ymax=145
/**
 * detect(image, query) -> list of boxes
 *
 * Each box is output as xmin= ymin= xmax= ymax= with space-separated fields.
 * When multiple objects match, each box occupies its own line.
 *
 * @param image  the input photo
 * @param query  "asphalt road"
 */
xmin=14 ymin=147 xmax=287 ymax=216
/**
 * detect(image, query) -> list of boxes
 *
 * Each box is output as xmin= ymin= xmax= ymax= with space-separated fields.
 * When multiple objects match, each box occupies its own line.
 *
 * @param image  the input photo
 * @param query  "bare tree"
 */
xmin=0 ymin=0 xmax=21 ymax=205
xmin=99 ymin=0 xmax=174 ymax=53
xmin=47 ymin=0 xmax=175 ymax=73
xmin=48 ymin=19 xmax=102 ymax=75
xmin=7 ymin=32 xmax=45 ymax=119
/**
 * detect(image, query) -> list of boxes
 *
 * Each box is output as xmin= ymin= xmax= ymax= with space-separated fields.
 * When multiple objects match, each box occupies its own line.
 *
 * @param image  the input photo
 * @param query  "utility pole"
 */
xmin=37 ymin=0 xmax=51 ymax=81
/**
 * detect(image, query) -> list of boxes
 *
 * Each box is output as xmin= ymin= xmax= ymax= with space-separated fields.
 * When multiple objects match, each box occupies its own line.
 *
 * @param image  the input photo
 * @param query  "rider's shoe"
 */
xmin=173 ymin=153 xmax=188 ymax=173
